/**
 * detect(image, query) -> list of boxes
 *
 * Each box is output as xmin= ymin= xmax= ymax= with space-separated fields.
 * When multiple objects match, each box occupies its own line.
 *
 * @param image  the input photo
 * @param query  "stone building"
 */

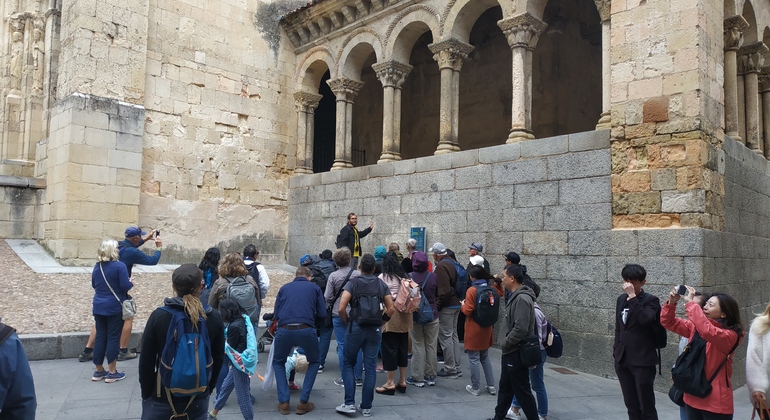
xmin=1 ymin=0 xmax=769 ymax=382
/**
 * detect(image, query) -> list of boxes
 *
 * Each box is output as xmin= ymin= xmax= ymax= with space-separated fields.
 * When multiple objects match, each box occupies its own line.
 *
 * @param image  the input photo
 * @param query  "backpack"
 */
xmin=245 ymin=261 xmax=264 ymax=301
xmin=227 ymin=276 xmax=260 ymax=327
xmin=350 ymin=277 xmax=384 ymax=327
xmin=472 ymin=284 xmax=500 ymax=328
xmin=543 ymin=320 xmax=563 ymax=358
xmin=225 ymin=315 xmax=258 ymax=376
xmin=671 ymin=332 xmax=741 ymax=398
xmin=448 ymin=259 xmax=470 ymax=299
xmin=310 ymin=259 xmax=336 ymax=293
xmin=158 ymin=306 xmax=213 ymax=402
xmin=394 ymin=276 xmax=421 ymax=313
xmin=409 ymin=274 xmax=434 ymax=325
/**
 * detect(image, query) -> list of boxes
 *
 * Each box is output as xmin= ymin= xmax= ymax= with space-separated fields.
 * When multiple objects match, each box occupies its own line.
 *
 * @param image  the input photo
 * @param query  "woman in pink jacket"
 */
xmin=661 ymin=286 xmax=743 ymax=420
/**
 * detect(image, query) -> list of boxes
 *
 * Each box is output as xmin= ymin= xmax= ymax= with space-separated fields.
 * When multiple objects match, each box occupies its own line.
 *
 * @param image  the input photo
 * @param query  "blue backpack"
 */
xmin=409 ymin=274 xmax=434 ymax=325
xmin=158 ymin=306 xmax=213 ymax=404
xmin=448 ymin=259 xmax=470 ymax=299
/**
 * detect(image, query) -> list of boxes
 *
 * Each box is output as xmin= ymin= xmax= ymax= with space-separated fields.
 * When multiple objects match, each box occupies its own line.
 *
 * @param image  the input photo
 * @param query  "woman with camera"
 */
xmin=661 ymin=285 xmax=743 ymax=420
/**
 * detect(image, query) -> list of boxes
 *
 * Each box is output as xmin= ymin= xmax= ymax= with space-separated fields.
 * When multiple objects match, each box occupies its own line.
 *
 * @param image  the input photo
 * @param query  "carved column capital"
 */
xmin=294 ymin=91 xmax=323 ymax=113
xmin=327 ymin=77 xmax=364 ymax=101
xmin=760 ymin=67 xmax=770 ymax=92
xmin=724 ymin=15 xmax=749 ymax=51
xmin=593 ymin=0 xmax=611 ymax=22
xmin=372 ymin=61 xmax=413 ymax=89
xmin=498 ymin=13 xmax=548 ymax=51
xmin=738 ymin=42 xmax=768 ymax=74
xmin=428 ymin=39 xmax=474 ymax=71
xmin=9 ymin=14 xmax=26 ymax=33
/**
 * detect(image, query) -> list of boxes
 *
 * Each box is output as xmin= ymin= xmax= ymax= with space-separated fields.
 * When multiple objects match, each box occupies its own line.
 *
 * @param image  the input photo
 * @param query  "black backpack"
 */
xmin=671 ymin=332 xmax=741 ymax=398
xmin=245 ymin=261 xmax=263 ymax=300
xmin=472 ymin=284 xmax=500 ymax=328
xmin=310 ymin=259 xmax=336 ymax=293
xmin=351 ymin=277 xmax=384 ymax=327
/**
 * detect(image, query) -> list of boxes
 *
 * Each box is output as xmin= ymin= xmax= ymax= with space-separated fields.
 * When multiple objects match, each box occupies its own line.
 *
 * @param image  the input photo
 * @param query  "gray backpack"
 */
xmin=226 ymin=276 xmax=260 ymax=326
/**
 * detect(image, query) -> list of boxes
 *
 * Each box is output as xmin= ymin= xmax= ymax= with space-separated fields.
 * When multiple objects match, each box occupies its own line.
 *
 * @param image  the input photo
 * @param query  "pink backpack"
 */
xmin=395 ymin=277 xmax=421 ymax=313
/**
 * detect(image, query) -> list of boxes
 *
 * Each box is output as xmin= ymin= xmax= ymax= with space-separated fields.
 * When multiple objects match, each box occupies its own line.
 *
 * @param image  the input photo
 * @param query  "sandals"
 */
xmin=395 ymin=384 xmax=407 ymax=394
xmin=375 ymin=385 xmax=396 ymax=395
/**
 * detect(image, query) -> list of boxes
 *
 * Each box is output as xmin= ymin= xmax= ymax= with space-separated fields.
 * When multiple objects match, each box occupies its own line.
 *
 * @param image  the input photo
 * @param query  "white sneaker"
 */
xmin=335 ymin=404 xmax=356 ymax=414
xmin=465 ymin=384 xmax=481 ymax=396
xmin=539 ymin=416 xmax=547 ymax=420
xmin=357 ymin=405 xmax=372 ymax=417
xmin=505 ymin=408 xmax=522 ymax=420
xmin=485 ymin=385 xmax=496 ymax=395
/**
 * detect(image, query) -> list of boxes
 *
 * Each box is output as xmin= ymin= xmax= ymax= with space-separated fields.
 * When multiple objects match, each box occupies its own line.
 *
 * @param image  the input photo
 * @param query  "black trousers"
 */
xmin=615 ymin=361 xmax=659 ymax=420
xmin=493 ymin=352 xmax=538 ymax=420
xmin=684 ymin=405 xmax=733 ymax=420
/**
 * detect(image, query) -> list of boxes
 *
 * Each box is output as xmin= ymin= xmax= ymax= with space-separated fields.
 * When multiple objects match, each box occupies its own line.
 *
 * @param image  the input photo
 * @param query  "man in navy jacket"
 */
xmin=0 ymin=319 xmax=36 ymax=419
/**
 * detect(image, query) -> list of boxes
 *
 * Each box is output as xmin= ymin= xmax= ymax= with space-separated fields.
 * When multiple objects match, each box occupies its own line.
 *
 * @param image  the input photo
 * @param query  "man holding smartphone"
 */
xmin=613 ymin=264 xmax=661 ymax=420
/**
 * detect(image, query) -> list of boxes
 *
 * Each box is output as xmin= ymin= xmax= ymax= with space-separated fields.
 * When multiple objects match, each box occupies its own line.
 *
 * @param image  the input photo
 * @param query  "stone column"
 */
xmin=428 ymin=39 xmax=474 ymax=154
xmin=373 ymin=61 xmax=412 ymax=163
xmin=327 ymin=77 xmax=364 ymax=170
xmin=739 ymin=42 xmax=768 ymax=153
xmin=724 ymin=16 xmax=749 ymax=143
xmin=498 ymin=13 xmax=548 ymax=144
xmin=760 ymin=69 xmax=770 ymax=158
xmin=594 ymin=0 xmax=611 ymax=129
xmin=293 ymin=91 xmax=322 ymax=174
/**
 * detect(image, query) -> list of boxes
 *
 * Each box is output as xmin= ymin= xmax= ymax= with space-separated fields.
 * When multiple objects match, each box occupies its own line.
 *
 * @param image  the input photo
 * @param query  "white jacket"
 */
xmin=747 ymin=316 xmax=770 ymax=401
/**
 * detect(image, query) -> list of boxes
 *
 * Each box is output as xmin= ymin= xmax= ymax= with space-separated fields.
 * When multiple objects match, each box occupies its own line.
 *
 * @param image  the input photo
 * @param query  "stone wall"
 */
xmin=0 ymin=176 xmax=44 ymax=239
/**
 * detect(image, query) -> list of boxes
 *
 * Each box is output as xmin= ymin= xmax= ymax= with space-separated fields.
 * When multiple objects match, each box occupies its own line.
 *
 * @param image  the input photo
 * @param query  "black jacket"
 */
xmin=336 ymin=224 xmax=372 ymax=253
xmin=139 ymin=297 xmax=225 ymax=401
xmin=613 ymin=291 xmax=661 ymax=367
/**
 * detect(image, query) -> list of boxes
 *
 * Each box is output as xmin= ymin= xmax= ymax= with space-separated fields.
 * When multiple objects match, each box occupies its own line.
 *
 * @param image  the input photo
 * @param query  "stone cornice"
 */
xmin=738 ymin=42 xmax=768 ymax=74
xmin=372 ymin=61 xmax=413 ymax=88
xmin=498 ymin=13 xmax=548 ymax=51
xmin=428 ymin=39 xmax=474 ymax=71
xmin=724 ymin=15 xmax=749 ymax=51
xmin=327 ymin=77 xmax=365 ymax=101
xmin=280 ymin=0 xmax=407 ymax=51
xmin=294 ymin=91 xmax=324 ymax=112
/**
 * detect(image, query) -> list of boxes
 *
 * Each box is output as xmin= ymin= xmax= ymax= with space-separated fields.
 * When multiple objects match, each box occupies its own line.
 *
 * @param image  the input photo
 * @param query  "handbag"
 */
xmin=324 ymin=267 xmax=355 ymax=328
xmin=668 ymin=385 xmax=684 ymax=407
xmin=671 ymin=331 xmax=741 ymax=398
xmin=100 ymin=262 xmax=136 ymax=320
xmin=754 ymin=396 xmax=770 ymax=420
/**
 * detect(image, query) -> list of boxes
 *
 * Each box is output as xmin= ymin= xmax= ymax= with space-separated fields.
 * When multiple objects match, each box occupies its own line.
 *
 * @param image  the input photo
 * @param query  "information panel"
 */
xmin=410 ymin=227 xmax=426 ymax=252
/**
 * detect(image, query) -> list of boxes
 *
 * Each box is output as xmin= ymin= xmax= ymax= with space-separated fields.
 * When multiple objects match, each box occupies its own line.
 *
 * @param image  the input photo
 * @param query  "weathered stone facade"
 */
xmin=1 ymin=0 xmax=769 ymax=383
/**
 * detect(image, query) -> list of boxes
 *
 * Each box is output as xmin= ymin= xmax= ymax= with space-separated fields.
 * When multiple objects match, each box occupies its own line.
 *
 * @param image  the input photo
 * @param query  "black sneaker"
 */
xmin=117 ymin=350 xmax=137 ymax=361
xmin=318 ymin=365 xmax=324 ymax=373
xmin=79 ymin=350 xmax=94 ymax=362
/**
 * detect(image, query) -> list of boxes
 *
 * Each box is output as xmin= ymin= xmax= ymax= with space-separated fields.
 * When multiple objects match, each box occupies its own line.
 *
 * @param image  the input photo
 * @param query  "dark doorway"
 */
xmin=400 ymin=30 xmax=440 ymax=159
xmin=313 ymin=70 xmax=336 ymax=173
xmin=351 ymin=52 xmax=384 ymax=166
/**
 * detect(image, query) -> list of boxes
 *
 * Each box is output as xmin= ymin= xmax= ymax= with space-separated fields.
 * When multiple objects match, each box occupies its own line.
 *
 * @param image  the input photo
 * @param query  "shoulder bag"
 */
xmin=517 ymin=305 xmax=541 ymax=368
xmin=754 ymin=395 xmax=770 ymax=420
xmin=100 ymin=262 xmax=136 ymax=320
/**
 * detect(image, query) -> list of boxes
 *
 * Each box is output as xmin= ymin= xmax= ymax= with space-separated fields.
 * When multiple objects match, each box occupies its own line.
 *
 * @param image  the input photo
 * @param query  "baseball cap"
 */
xmin=429 ymin=242 xmax=447 ymax=255
xmin=125 ymin=226 xmax=147 ymax=237
xmin=172 ymin=263 xmax=203 ymax=286
xmin=469 ymin=243 xmax=483 ymax=252
xmin=300 ymin=254 xmax=312 ymax=266
xmin=504 ymin=251 xmax=521 ymax=264
xmin=470 ymin=255 xmax=485 ymax=267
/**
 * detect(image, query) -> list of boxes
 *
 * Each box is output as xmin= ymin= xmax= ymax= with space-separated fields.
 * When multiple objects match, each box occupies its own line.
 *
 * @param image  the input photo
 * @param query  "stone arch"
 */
xmin=295 ymin=46 xmax=335 ymax=91
xmin=442 ymin=0 xmax=507 ymax=42
xmin=384 ymin=5 xmax=441 ymax=63
xmin=337 ymin=29 xmax=383 ymax=79
xmin=743 ymin=0 xmax=758 ymax=43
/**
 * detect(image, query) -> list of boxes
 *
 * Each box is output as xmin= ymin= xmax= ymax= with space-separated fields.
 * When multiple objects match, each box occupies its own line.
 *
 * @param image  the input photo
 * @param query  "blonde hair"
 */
xmin=97 ymin=239 xmax=119 ymax=262
xmin=219 ymin=252 xmax=248 ymax=278
xmin=753 ymin=303 xmax=770 ymax=336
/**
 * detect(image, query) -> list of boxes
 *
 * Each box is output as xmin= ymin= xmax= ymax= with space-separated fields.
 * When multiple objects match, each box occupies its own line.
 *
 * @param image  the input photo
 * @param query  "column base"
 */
xmin=331 ymin=160 xmax=347 ymax=171
xmin=434 ymin=142 xmax=460 ymax=155
xmin=596 ymin=112 xmax=611 ymax=130
xmin=294 ymin=167 xmax=313 ymax=174
xmin=506 ymin=130 xmax=535 ymax=144
xmin=377 ymin=152 xmax=402 ymax=164
xmin=752 ymin=147 xmax=764 ymax=155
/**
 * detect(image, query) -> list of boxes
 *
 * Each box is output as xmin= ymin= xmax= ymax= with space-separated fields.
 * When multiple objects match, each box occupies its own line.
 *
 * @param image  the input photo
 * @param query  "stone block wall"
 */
xmin=39 ymin=94 xmax=144 ymax=264
xmin=288 ymin=130 xmax=761 ymax=386
xmin=0 ymin=176 xmax=44 ymax=238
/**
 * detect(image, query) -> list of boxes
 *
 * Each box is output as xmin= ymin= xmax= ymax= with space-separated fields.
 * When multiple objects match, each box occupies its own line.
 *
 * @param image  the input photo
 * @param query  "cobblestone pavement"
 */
xmin=0 ymin=240 xmax=295 ymax=334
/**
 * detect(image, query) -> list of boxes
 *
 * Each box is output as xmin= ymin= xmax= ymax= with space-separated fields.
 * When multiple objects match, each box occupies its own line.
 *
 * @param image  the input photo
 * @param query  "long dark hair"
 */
xmin=218 ymin=298 xmax=244 ymax=324
xmin=712 ymin=293 xmax=743 ymax=336
xmin=199 ymin=248 xmax=220 ymax=273
xmin=382 ymin=251 xmax=407 ymax=278
xmin=467 ymin=265 xmax=493 ymax=282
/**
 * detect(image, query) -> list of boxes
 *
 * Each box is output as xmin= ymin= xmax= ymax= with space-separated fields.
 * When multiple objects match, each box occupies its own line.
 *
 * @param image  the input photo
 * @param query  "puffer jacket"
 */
xmin=661 ymin=301 xmax=742 ymax=415
xmin=501 ymin=285 xmax=537 ymax=355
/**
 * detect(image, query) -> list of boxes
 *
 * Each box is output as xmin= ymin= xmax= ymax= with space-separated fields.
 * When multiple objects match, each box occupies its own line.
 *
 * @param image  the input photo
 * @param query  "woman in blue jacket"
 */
xmin=91 ymin=239 xmax=132 ymax=383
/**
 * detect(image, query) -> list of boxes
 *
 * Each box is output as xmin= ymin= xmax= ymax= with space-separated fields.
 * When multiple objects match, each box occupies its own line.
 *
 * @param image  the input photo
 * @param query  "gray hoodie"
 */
xmin=501 ymin=285 xmax=537 ymax=355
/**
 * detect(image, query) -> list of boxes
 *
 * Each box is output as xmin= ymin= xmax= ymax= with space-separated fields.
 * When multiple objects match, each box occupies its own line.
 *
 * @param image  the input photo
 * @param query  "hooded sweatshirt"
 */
xmin=138 ymin=297 xmax=225 ymax=401
xmin=501 ymin=285 xmax=537 ymax=355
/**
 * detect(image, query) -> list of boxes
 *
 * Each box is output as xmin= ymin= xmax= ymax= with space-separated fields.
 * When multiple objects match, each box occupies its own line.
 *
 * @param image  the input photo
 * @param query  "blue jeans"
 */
xmin=272 ymin=327 xmax=320 ymax=404
xmin=141 ymin=396 xmax=209 ymax=420
xmin=317 ymin=323 xmax=333 ymax=367
xmin=93 ymin=314 xmax=123 ymax=366
xmin=512 ymin=349 xmax=548 ymax=417
xmin=333 ymin=316 xmax=362 ymax=380
xmin=342 ymin=322 xmax=381 ymax=409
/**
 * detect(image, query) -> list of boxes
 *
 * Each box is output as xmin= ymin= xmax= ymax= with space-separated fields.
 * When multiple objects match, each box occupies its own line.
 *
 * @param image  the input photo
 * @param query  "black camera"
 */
xmin=676 ymin=285 xmax=687 ymax=295
xmin=155 ymin=230 xmax=160 ymax=237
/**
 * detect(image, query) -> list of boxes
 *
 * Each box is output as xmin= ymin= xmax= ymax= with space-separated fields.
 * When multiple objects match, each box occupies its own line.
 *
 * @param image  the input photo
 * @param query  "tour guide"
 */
xmin=336 ymin=213 xmax=373 ymax=266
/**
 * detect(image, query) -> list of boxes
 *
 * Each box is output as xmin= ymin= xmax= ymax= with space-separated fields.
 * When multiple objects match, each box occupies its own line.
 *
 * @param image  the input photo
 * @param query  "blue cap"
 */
xmin=300 ymin=254 xmax=312 ymax=266
xmin=125 ymin=226 xmax=146 ymax=237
